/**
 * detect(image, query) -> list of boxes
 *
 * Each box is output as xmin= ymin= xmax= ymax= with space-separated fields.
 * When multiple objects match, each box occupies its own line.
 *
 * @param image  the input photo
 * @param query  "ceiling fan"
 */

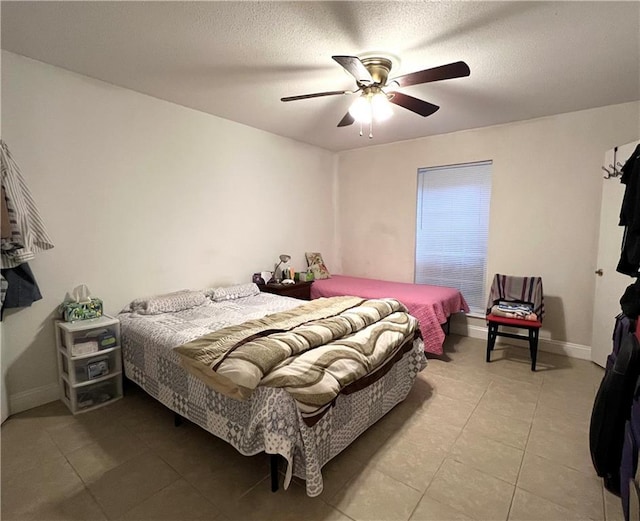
xmin=281 ymin=55 xmax=470 ymax=136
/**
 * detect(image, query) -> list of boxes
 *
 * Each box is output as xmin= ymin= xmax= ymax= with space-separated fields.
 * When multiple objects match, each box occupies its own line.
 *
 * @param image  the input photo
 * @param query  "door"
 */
xmin=591 ymin=140 xmax=639 ymax=367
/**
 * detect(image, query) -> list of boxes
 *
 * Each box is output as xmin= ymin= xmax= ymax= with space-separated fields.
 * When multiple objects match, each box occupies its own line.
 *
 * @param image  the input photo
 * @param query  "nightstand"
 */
xmin=259 ymin=281 xmax=313 ymax=300
xmin=55 ymin=315 xmax=123 ymax=414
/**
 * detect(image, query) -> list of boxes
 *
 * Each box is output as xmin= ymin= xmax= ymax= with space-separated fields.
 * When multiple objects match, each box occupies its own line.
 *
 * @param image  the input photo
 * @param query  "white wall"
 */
xmin=336 ymin=102 xmax=640 ymax=354
xmin=1 ymin=51 xmax=337 ymax=414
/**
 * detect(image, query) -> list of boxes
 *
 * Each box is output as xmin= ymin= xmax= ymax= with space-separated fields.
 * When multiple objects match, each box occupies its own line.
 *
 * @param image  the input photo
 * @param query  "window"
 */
xmin=415 ymin=161 xmax=492 ymax=315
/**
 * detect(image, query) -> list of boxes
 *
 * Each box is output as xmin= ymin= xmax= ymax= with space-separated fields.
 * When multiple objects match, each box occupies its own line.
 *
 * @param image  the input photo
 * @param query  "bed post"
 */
xmin=270 ymin=454 xmax=279 ymax=492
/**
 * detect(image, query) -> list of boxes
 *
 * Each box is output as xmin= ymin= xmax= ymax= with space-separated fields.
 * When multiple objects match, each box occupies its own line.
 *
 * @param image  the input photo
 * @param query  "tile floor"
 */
xmin=1 ymin=335 xmax=619 ymax=521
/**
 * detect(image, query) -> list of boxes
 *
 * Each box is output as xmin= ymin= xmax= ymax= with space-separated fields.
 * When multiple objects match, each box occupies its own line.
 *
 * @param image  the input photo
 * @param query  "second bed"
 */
xmin=311 ymin=275 xmax=469 ymax=355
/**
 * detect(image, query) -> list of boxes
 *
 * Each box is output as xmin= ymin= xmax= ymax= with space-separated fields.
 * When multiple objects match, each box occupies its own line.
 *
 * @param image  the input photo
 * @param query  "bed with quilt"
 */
xmin=119 ymin=283 xmax=426 ymax=497
xmin=311 ymin=275 xmax=469 ymax=355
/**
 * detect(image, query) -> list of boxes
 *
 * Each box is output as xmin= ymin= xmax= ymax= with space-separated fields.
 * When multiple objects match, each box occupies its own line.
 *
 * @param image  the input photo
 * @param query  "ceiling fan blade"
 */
xmin=389 ymin=92 xmax=440 ymax=117
xmin=332 ymin=56 xmax=373 ymax=84
xmin=281 ymin=90 xmax=350 ymax=102
xmin=390 ymin=61 xmax=470 ymax=88
xmin=337 ymin=112 xmax=355 ymax=127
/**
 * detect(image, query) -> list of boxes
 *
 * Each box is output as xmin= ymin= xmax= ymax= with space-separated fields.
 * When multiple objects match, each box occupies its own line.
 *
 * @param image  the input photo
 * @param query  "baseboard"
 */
xmin=9 ymin=383 xmax=59 ymax=415
xmin=450 ymin=322 xmax=592 ymax=360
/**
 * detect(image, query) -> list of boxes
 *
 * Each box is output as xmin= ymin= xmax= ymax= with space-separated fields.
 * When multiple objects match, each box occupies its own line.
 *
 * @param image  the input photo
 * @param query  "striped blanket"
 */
xmin=486 ymin=274 xmax=545 ymax=321
xmin=175 ymin=296 xmax=418 ymax=424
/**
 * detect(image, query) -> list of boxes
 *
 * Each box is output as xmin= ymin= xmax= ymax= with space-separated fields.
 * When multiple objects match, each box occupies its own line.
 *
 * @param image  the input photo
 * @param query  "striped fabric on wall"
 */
xmin=1 ymin=140 xmax=54 ymax=269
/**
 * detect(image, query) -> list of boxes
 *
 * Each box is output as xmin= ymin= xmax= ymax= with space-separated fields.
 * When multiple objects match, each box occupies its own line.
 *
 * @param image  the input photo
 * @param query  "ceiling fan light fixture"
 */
xmin=348 ymin=95 xmax=372 ymax=124
xmin=371 ymin=92 xmax=393 ymax=121
xmin=348 ymin=91 xmax=393 ymax=124
xmin=281 ymin=54 xmax=470 ymax=136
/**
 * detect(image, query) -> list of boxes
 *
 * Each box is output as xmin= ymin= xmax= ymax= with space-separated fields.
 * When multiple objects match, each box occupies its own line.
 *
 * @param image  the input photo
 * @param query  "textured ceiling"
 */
xmin=2 ymin=1 xmax=639 ymax=152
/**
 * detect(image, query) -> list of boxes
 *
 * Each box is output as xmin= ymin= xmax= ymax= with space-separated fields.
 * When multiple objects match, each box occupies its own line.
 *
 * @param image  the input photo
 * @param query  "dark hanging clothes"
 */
xmin=617 ymin=144 xmax=640 ymax=277
xmin=1 ymin=263 xmax=42 ymax=319
xmin=621 ymin=279 xmax=640 ymax=317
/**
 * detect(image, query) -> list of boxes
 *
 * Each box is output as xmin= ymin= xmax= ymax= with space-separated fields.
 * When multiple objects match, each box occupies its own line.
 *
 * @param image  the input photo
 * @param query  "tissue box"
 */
xmin=61 ymin=298 xmax=103 ymax=322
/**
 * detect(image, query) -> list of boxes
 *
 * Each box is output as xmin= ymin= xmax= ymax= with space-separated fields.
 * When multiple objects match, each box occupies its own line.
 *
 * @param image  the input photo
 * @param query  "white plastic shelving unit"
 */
xmin=55 ymin=314 xmax=123 ymax=414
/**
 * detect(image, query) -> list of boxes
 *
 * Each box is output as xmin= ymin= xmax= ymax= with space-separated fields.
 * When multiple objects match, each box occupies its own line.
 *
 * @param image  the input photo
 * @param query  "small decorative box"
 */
xmin=61 ymin=298 xmax=104 ymax=322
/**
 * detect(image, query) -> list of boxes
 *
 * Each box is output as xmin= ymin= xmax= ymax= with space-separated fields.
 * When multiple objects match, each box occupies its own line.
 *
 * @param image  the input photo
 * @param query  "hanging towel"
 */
xmin=0 ymin=140 xmax=54 ymax=269
xmin=486 ymin=274 xmax=545 ymax=321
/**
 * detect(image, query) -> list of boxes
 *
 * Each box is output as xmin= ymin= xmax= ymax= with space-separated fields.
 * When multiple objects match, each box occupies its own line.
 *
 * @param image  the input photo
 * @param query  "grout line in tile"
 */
xmin=235 ymin=474 xmax=272 ymax=502
xmin=507 ymin=380 xmax=602 ymax=521
xmin=61 ymin=451 xmax=110 ymax=521
xmin=407 ymin=380 xmax=491 ymax=521
xmin=514 ymin=480 xmax=601 ymax=521
xmin=525 ymin=449 xmax=600 ymax=479
xmin=115 ymin=478 xmax=181 ymax=520
xmin=505 ymin=372 xmax=539 ymax=521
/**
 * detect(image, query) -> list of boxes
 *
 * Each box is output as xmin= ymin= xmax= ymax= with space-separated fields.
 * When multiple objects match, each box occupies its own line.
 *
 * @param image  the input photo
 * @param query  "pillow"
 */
xmin=129 ymin=290 xmax=206 ymax=315
xmin=305 ymin=252 xmax=331 ymax=280
xmin=209 ymin=283 xmax=260 ymax=302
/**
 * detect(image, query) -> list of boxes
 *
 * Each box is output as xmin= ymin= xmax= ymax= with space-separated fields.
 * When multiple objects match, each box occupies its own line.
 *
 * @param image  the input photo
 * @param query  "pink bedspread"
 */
xmin=311 ymin=275 xmax=469 ymax=355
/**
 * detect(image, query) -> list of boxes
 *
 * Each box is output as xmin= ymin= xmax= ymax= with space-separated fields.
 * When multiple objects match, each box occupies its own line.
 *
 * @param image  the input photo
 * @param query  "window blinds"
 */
xmin=415 ymin=161 xmax=492 ymax=314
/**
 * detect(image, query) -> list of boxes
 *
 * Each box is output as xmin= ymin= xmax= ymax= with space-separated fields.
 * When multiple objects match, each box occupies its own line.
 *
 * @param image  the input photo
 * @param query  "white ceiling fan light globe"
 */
xmin=371 ymin=92 xmax=393 ymax=121
xmin=349 ymin=96 xmax=372 ymax=123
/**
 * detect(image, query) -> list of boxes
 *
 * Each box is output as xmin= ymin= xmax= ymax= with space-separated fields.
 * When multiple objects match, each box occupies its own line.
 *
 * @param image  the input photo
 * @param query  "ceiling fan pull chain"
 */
xmin=359 ymin=121 xmax=363 ymax=137
xmin=369 ymin=120 xmax=373 ymax=139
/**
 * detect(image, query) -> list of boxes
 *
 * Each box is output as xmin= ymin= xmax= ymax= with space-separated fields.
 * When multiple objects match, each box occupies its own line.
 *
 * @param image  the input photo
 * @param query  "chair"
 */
xmin=485 ymin=274 xmax=545 ymax=371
